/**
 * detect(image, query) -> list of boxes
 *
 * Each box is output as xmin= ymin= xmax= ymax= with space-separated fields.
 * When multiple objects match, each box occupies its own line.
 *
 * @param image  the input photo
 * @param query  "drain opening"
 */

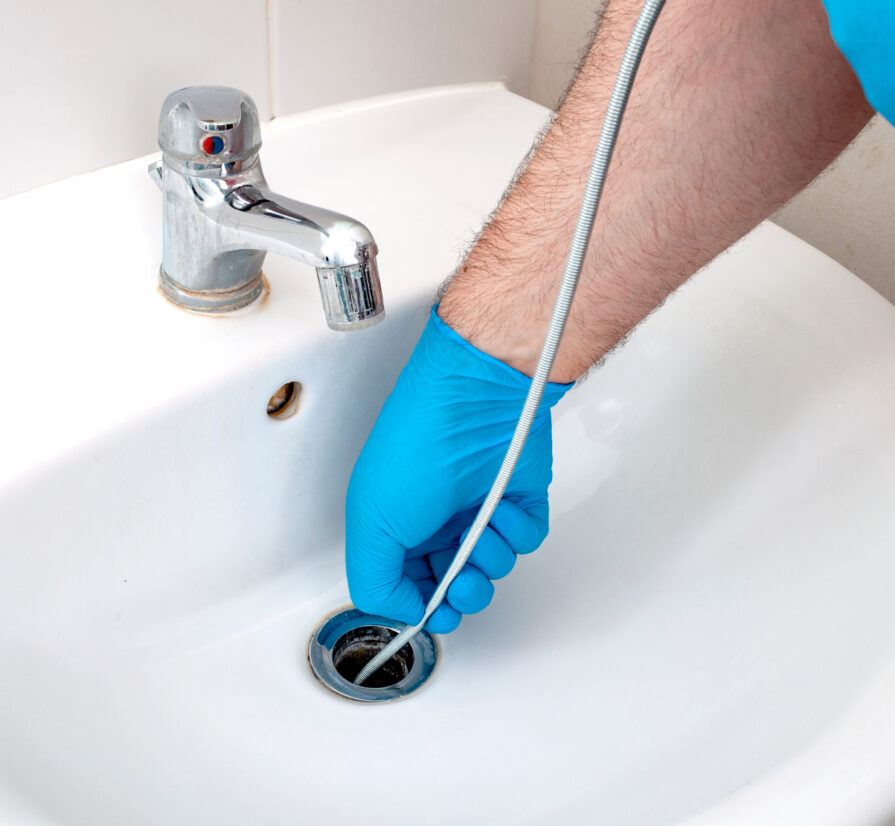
xmin=308 ymin=608 xmax=437 ymax=702
xmin=332 ymin=626 xmax=414 ymax=688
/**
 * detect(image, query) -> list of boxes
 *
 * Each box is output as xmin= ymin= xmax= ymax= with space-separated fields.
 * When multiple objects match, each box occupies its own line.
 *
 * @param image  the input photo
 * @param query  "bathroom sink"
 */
xmin=3 ymin=84 xmax=895 ymax=825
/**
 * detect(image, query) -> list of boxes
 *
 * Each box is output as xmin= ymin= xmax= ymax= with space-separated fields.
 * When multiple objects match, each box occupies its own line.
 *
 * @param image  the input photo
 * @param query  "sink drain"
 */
xmin=308 ymin=608 xmax=437 ymax=702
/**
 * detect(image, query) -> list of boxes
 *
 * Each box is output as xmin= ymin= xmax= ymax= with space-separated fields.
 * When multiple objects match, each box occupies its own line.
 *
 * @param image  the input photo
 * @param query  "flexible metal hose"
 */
xmin=355 ymin=0 xmax=666 ymax=687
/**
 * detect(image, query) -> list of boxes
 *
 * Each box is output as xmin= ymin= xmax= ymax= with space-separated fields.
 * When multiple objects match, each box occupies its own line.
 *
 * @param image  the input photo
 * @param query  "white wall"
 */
xmin=773 ymin=116 xmax=895 ymax=304
xmin=527 ymin=0 xmax=895 ymax=304
xmin=1 ymin=0 xmax=271 ymax=198
xmin=270 ymin=0 xmax=538 ymax=116
xmin=2 ymin=0 xmax=538 ymax=199
xmin=528 ymin=0 xmax=603 ymax=112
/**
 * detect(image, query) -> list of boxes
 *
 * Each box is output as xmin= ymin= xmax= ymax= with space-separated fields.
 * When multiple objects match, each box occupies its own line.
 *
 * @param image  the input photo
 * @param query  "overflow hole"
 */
xmin=267 ymin=381 xmax=302 ymax=419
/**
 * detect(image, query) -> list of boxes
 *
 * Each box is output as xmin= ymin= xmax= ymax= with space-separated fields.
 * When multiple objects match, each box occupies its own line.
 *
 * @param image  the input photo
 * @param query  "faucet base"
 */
xmin=158 ymin=267 xmax=265 ymax=313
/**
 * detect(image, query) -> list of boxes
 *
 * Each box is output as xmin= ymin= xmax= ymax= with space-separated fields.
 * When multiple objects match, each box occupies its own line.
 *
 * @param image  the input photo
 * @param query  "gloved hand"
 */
xmin=346 ymin=305 xmax=571 ymax=633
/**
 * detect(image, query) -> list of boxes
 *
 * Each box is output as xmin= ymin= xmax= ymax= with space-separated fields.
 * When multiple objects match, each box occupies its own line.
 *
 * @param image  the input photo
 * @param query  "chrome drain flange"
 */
xmin=308 ymin=608 xmax=437 ymax=702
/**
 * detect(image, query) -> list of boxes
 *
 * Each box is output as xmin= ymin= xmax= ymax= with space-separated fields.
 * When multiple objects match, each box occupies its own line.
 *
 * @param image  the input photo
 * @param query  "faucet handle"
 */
xmin=157 ymin=86 xmax=261 ymax=172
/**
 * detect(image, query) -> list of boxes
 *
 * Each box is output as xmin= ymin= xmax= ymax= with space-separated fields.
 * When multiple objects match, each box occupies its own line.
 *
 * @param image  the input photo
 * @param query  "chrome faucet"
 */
xmin=148 ymin=86 xmax=384 ymax=328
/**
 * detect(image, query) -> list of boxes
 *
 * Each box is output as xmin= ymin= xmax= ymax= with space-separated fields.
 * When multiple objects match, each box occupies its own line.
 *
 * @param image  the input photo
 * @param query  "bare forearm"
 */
xmin=439 ymin=0 xmax=872 ymax=382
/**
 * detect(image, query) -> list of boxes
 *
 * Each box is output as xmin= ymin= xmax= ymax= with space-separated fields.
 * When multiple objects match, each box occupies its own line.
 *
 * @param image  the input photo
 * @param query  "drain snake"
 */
xmin=355 ymin=0 xmax=666 ymax=686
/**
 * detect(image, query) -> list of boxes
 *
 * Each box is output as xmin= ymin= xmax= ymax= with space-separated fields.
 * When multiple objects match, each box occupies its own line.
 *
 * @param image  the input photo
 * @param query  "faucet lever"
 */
xmin=157 ymin=86 xmax=261 ymax=172
xmin=148 ymin=86 xmax=385 ymax=328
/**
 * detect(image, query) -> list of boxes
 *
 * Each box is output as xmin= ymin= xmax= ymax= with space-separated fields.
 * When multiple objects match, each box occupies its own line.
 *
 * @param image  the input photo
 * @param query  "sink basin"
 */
xmin=3 ymin=84 xmax=895 ymax=825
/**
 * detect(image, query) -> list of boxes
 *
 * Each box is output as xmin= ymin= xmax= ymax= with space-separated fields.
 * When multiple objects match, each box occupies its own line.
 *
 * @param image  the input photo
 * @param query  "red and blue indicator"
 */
xmin=201 ymin=135 xmax=225 ymax=155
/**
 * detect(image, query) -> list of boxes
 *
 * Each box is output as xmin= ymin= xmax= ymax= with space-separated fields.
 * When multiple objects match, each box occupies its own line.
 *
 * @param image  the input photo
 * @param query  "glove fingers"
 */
xmin=416 ymin=577 xmax=462 ymax=633
xmin=413 ymin=498 xmax=544 ymax=569
xmin=346 ymin=518 xmax=425 ymax=626
xmin=407 ymin=510 xmax=476 ymax=558
xmin=403 ymin=555 xmax=433 ymax=582
xmin=449 ymin=568 xmax=495 ymax=615
xmin=355 ymin=572 xmax=426 ymax=627
xmin=491 ymin=499 xmax=550 ymax=555
xmin=358 ymin=498 xmax=548 ymax=623
xmin=427 ymin=549 xmax=495 ymax=615
xmin=460 ymin=525 xmax=516 ymax=580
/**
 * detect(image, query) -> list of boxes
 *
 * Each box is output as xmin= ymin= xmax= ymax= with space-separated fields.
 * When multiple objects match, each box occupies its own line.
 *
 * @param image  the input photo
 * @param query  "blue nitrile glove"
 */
xmin=346 ymin=305 xmax=572 ymax=633
xmin=822 ymin=0 xmax=895 ymax=125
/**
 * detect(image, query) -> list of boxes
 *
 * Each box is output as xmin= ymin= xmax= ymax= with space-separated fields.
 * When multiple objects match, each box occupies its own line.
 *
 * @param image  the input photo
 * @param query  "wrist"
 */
xmin=425 ymin=305 xmax=574 ymax=399
xmin=438 ymin=284 xmax=592 ymax=384
xmin=436 ymin=152 xmax=602 ymax=384
xmin=436 ymin=295 xmax=540 ymax=376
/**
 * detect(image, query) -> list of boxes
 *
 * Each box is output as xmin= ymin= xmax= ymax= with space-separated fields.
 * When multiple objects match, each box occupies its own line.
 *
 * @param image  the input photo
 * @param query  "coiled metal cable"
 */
xmin=355 ymin=0 xmax=666 ymax=686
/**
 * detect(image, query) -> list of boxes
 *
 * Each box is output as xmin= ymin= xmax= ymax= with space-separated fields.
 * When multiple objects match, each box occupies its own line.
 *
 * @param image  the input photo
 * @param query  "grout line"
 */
xmin=266 ymin=0 xmax=279 ymax=119
xmin=524 ymin=0 xmax=543 ymax=101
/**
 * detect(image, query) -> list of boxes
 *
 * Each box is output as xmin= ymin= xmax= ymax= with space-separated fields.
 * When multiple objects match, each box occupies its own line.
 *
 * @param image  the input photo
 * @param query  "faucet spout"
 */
xmin=149 ymin=86 xmax=384 ymax=328
xmin=223 ymin=184 xmax=374 ymax=270
xmin=220 ymin=185 xmax=385 ymax=329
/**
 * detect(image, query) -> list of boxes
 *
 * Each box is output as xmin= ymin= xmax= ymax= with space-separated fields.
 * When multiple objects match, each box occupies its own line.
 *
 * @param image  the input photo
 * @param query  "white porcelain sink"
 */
xmin=3 ymin=84 xmax=895 ymax=825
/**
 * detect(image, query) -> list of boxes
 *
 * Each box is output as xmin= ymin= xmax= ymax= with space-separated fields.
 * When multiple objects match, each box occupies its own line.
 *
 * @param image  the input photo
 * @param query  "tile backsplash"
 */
xmin=9 ymin=0 xmax=891 ymax=308
xmin=2 ymin=0 xmax=270 ymax=198
xmin=271 ymin=0 xmax=538 ymax=116
xmin=3 ymin=0 xmax=537 ymax=198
